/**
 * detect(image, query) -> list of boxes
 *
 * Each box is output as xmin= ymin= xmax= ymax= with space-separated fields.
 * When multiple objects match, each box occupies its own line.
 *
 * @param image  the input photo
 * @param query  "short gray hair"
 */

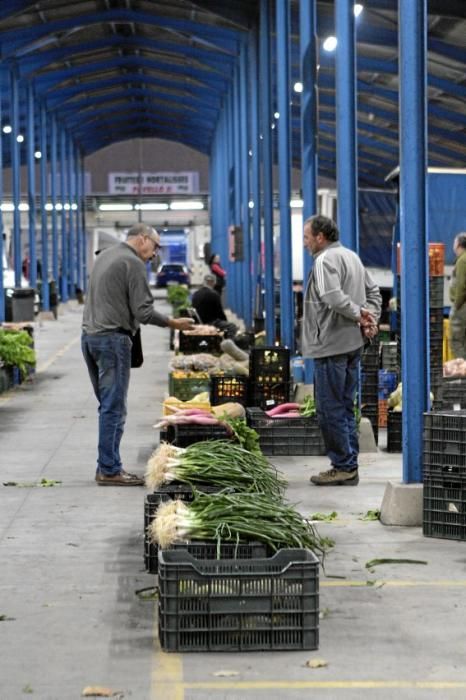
xmin=204 ymin=274 xmax=216 ymax=285
xmin=127 ymin=223 xmax=157 ymax=239
xmin=455 ymin=233 xmax=466 ymax=250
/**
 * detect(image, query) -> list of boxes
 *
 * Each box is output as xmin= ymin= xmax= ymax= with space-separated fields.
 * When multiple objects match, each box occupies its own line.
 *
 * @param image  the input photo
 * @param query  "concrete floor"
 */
xmin=1 ymin=302 xmax=466 ymax=700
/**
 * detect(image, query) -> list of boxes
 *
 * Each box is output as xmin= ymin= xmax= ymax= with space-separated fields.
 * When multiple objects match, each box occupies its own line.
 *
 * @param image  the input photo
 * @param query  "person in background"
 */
xmin=192 ymin=274 xmax=238 ymax=338
xmin=208 ymin=253 xmax=226 ymax=296
xmin=302 ymin=214 xmax=382 ymax=487
xmin=82 ymin=223 xmax=194 ymax=486
xmin=449 ymin=232 xmax=466 ymax=359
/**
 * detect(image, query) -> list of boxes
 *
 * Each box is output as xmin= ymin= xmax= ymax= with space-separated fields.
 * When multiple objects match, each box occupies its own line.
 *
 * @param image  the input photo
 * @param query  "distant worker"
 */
xmin=449 ymin=232 xmax=466 ymax=358
xmin=302 ymin=215 xmax=382 ymax=487
xmin=192 ymin=274 xmax=237 ymax=338
xmin=208 ymin=253 xmax=226 ymax=296
xmin=82 ymin=223 xmax=194 ymax=486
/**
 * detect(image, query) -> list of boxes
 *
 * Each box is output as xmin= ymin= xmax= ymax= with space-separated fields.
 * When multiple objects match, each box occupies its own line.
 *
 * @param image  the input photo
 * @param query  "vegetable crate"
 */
xmin=438 ymin=378 xmax=466 ymax=410
xmin=148 ymin=540 xmax=269 ymax=577
xmin=378 ymin=370 xmax=398 ymax=399
xmin=249 ymin=346 xmax=290 ymax=383
xmin=144 ymin=485 xmax=222 ymax=573
xmin=168 ymin=373 xmax=211 ymax=402
xmin=248 ymin=380 xmax=293 ymax=410
xmin=387 ymin=411 xmax=402 ymax=452
xmin=179 ymin=332 xmax=222 ymax=355
xmin=164 ymin=423 xmax=231 ymax=448
xmin=246 ymin=408 xmax=326 ymax=456
xmin=429 ymin=276 xmax=444 ymax=308
xmin=158 ymin=548 xmax=319 ymax=652
xmin=210 ymin=375 xmax=249 ymax=406
xmin=381 ymin=342 xmax=398 ymax=371
xmin=423 ymin=473 xmax=466 ymax=541
xmin=361 ymin=341 xmax=380 ymax=371
xmin=423 ymin=411 xmax=466 ymax=479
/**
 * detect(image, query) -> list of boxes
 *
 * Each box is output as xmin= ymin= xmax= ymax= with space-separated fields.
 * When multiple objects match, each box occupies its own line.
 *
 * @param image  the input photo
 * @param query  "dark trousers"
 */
xmin=314 ymin=349 xmax=361 ymax=471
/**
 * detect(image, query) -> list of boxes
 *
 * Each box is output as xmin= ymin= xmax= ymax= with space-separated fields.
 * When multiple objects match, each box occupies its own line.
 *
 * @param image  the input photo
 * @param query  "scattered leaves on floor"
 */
xmin=3 ymin=479 xmax=62 ymax=488
xmin=39 ymin=478 xmax=62 ymax=487
xmin=309 ymin=511 xmax=338 ymax=522
xmin=135 ymin=586 xmax=158 ymax=600
xmin=365 ymin=558 xmax=428 ymax=569
xmin=319 ymin=607 xmax=330 ymax=619
xmin=305 ymin=658 xmax=328 ymax=669
xmin=81 ymin=687 xmax=124 ymax=698
xmin=0 ymin=614 xmax=15 ymax=621
xmin=359 ymin=509 xmax=381 ymax=521
xmin=22 ymin=685 xmax=33 ymax=694
xmin=212 ymin=670 xmax=240 ymax=677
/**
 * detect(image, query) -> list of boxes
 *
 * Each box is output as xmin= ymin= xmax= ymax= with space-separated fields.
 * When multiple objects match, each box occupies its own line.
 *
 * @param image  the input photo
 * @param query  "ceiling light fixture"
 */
xmin=98 ymin=203 xmax=133 ymax=211
xmin=169 ymin=201 xmax=204 ymax=211
xmin=354 ymin=4 xmax=364 ymax=17
xmin=323 ymin=36 xmax=338 ymax=52
xmin=293 ymin=82 xmax=303 ymax=93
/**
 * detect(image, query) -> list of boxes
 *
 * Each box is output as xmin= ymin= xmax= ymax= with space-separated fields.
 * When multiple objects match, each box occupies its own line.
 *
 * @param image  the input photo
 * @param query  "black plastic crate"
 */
xmin=210 ymin=375 xmax=249 ymax=406
xmin=179 ymin=331 xmax=222 ymax=355
xmin=248 ymin=380 xmax=292 ymax=410
xmin=423 ymin=474 xmax=466 ymax=541
xmin=246 ymin=408 xmax=325 ymax=456
xmin=428 ymin=276 xmax=444 ymax=308
xmin=168 ymin=373 xmax=211 ymax=401
xmin=387 ymin=411 xmax=402 ymax=452
xmin=439 ymin=378 xmax=466 ymax=409
xmin=249 ymin=346 xmax=290 ymax=383
xmin=164 ymin=423 xmax=230 ymax=448
xmin=158 ymin=548 xmax=319 ymax=652
xmin=147 ymin=540 xmax=270 ymax=576
xmin=381 ymin=342 xmax=398 ymax=371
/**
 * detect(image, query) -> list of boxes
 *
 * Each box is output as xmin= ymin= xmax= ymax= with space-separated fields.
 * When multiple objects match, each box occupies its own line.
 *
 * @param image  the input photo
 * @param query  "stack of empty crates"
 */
xmin=361 ymin=341 xmax=380 ymax=444
xmin=248 ymin=346 xmax=291 ymax=409
xmin=423 ymin=410 xmax=466 ymax=541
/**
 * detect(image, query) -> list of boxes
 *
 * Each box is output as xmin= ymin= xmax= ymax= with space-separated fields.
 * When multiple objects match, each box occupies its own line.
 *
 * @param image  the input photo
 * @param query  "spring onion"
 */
xmin=150 ymin=490 xmax=332 ymax=556
xmin=145 ymin=440 xmax=286 ymax=496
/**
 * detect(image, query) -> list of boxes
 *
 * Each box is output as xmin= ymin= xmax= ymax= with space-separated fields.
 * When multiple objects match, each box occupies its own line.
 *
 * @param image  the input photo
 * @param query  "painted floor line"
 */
xmin=181 ymin=680 xmax=466 ymax=691
xmin=36 ymin=334 xmax=81 ymax=374
xmin=152 ymin=612 xmax=184 ymax=700
xmin=322 ymin=579 xmax=466 ymax=587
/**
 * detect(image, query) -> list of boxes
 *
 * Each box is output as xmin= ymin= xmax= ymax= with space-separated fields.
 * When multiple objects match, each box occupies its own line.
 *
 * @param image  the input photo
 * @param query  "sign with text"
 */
xmin=108 ymin=171 xmax=199 ymax=195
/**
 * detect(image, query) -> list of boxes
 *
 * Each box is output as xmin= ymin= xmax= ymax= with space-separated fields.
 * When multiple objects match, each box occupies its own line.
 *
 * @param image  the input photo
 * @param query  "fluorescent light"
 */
xmin=16 ymin=134 xmax=24 ymax=143
xmin=169 ymin=201 xmax=204 ymax=211
xmin=71 ymin=203 xmax=78 ymax=211
xmin=248 ymin=200 xmax=254 ymax=209
xmin=45 ymin=203 xmax=53 ymax=211
xmin=323 ymin=36 xmax=338 ymax=52
xmin=0 ymin=203 xmax=14 ymax=211
xmin=18 ymin=203 xmax=29 ymax=211
xmin=290 ymin=199 xmax=304 ymax=208
xmin=55 ymin=203 xmax=63 ymax=211
xmin=294 ymin=82 xmax=303 ymax=93
xmin=274 ymin=111 xmax=280 ymax=119
xmin=64 ymin=203 xmax=70 ymax=211
xmin=98 ymin=203 xmax=133 ymax=211
xmin=354 ymin=4 xmax=363 ymax=17
xmin=134 ymin=202 xmax=169 ymax=211
xmin=2 ymin=125 xmax=11 ymax=134
xmin=34 ymin=151 xmax=42 ymax=159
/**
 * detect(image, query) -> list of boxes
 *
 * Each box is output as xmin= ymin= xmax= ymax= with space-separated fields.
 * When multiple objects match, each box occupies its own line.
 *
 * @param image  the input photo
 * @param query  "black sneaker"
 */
xmin=310 ymin=468 xmax=359 ymax=486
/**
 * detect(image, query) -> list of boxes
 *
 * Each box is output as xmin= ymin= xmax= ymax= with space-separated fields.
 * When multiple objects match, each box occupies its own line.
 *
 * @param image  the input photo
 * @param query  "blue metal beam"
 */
xmin=59 ymin=127 xmax=68 ymax=302
xmin=0 ymin=87 xmax=4 ymax=323
xmin=68 ymin=135 xmax=75 ymax=298
xmin=26 ymin=82 xmax=37 ymax=291
xmin=399 ymin=0 xmax=429 ymax=484
xmin=248 ymin=27 xmax=262 ymax=328
xmin=239 ymin=41 xmax=252 ymax=329
xmin=10 ymin=67 xmax=22 ymax=287
xmin=39 ymin=101 xmax=49 ymax=310
xmin=50 ymin=116 xmax=59 ymax=284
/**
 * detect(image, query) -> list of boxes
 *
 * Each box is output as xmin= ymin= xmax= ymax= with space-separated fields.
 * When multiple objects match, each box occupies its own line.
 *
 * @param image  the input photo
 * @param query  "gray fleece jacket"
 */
xmin=302 ymin=241 xmax=382 ymax=359
xmin=82 ymin=243 xmax=169 ymax=334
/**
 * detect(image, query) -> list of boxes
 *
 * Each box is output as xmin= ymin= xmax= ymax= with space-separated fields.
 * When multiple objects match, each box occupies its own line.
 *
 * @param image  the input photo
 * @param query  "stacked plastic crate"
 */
xmin=248 ymin=346 xmax=291 ymax=409
xmin=361 ymin=341 xmax=380 ymax=444
xmin=423 ymin=411 xmax=466 ymax=541
xmin=396 ymin=243 xmax=445 ymax=399
xmin=378 ymin=369 xmax=398 ymax=428
xmin=438 ymin=376 xmax=466 ymax=410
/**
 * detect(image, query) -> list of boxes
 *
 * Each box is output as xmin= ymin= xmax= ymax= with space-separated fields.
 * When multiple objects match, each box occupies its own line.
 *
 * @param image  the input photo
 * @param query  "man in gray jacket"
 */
xmin=302 ymin=215 xmax=381 ymax=486
xmin=82 ymin=223 xmax=194 ymax=486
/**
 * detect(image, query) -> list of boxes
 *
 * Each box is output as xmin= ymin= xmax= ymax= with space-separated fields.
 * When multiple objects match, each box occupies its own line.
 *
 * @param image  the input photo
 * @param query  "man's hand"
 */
xmin=169 ymin=317 xmax=195 ymax=331
xmin=359 ymin=307 xmax=376 ymax=328
xmin=362 ymin=324 xmax=378 ymax=339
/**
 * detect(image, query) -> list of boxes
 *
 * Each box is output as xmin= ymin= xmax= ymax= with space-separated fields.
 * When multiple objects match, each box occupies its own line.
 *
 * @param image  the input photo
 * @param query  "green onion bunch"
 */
xmin=150 ymin=490 xmax=332 ymax=556
xmin=145 ymin=440 xmax=286 ymax=497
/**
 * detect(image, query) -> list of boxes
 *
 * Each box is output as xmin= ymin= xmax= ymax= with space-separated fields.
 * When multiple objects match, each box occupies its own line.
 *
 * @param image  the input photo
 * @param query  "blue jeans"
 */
xmin=314 ymin=349 xmax=360 ymax=471
xmin=81 ymin=332 xmax=132 ymax=476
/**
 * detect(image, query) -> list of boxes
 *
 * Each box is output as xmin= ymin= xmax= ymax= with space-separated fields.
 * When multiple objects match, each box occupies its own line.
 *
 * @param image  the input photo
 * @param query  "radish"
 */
xmin=266 ymin=403 xmax=300 ymax=417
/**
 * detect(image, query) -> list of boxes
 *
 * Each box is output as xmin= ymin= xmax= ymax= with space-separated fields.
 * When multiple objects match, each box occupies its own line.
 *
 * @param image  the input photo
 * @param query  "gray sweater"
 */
xmin=82 ymin=243 xmax=169 ymax=334
xmin=302 ymin=242 xmax=382 ymax=359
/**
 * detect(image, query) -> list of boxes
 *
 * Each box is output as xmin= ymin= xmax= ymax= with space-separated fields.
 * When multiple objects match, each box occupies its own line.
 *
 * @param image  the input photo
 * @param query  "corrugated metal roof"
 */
xmin=0 ymin=0 xmax=464 ymax=185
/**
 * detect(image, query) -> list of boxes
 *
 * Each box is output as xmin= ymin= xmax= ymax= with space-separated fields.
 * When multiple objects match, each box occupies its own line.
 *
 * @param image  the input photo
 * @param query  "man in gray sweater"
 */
xmin=82 ymin=223 xmax=194 ymax=486
xmin=302 ymin=215 xmax=381 ymax=486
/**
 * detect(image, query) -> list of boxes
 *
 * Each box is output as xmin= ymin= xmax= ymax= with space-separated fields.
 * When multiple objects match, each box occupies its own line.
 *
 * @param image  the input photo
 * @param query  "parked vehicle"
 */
xmin=156 ymin=262 xmax=191 ymax=288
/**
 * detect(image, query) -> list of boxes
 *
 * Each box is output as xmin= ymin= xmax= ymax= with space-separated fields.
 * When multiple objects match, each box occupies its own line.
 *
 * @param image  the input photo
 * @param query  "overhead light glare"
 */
xmin=3 ymin=125 xmax=12 ymax=134
xmin=134 ymin=202 xmax=169 ymax=211
xmin=18 ymin=203 xmax=29 ymax=211
xmin=323 ymin=36 xmax=338 ymax=52
xmin=274 ymin=111 xmax=280 ymax=119
xmin=248 ymin=200 xmax=254 ymax=209
xmin=71 ymin=203 xmax=78 ymax=211
xmin=98 ymin=203 xmax=133 ymax=211
xmin=45 ymin=203 xmax=53 ymax=211
xmin=55 ymin=203 xmax=63 ymax=211
xmin=1 ymin=203 xmax=14 ymax=211
xmin=290 ymin=199 xmax=304 ymax=208
xmin=34 ymin=150 xmax=42 ymax=159
xmin=294 ymin=82 xmax=303 ymax=93
xmin=17 ymin=134 xmax=24 ymax=143
xmin=354 ymin=4 xmax=364 ymax=17
xmin=169 ymin=201 xmax=204 ymax=211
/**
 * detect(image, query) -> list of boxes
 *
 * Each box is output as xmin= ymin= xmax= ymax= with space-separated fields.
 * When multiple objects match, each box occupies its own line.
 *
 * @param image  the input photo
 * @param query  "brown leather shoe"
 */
xmin=310 ymin=468 xmax=359 ymax=486
xmin=95 ymin=472 xmax=144 ymax=486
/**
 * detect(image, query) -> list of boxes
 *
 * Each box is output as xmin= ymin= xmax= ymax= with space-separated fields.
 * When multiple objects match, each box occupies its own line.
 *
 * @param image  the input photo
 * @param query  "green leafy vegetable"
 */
xmin=299 ymin=395 xmax=316 ymax=417
xmin=365 ymin=558 xmax=428 ymax=569
xmin=0 ymin=330 xmax=35 ymax=378
xmin=222 ymin=416 xmax=262 ymax=455
xmin=359 ymin=509 xmax=380 ymax=521
xmin=310 ymin=511 xmax=338 ymax=522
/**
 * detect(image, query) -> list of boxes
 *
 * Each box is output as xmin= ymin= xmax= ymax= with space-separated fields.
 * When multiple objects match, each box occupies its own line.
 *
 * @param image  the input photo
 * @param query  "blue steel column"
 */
xmin=26 ymin=83 xmax=37 ymax=291
xmin=233 ymin=66 xmax=242 ymax=320
xmin=249 ymin=27 xmax=262 ymax=326
xmin=75 ymin=144 xmax=82 ymax=292
xmin=59 ymin=127 xmax=68 ymax=301
xmin=80 ymin=152 xmax=87 ymax=292
xmin=219 ymin=110 xmax=230 ymax=310
xmin=10 ymin=67 xmax=22 ymax=286
xmin=335 ymin=0 xmax=358 ymax=252
xmin=239 ymin=41 xmax=252 ymax=329
xmin=260 ymin=0 xmax=275 ymax=343
xmin=39 ymin=102 xmax=49 ymax=310
xmin=0 ymin=88 xmax=4 ymax=322
xmin=226 ymin=89 xmax=237 ymax=314
xmin=276 ymin=0 xmax=294 ymax=349
xmin=300 ymin=0 xmax=318 ymax=383
xmin=68 ymin=135 xmax=75 ymax=296
xmin=50 ymin=116 xmax=59 ymax=283
xmin=399 ymin=0 xmax=429 ymax=484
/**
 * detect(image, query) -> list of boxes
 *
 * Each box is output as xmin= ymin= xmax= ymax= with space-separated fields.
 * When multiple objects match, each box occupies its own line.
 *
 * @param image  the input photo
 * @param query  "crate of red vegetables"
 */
xmin=246 ymin=404 xmax=326 ymax=456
